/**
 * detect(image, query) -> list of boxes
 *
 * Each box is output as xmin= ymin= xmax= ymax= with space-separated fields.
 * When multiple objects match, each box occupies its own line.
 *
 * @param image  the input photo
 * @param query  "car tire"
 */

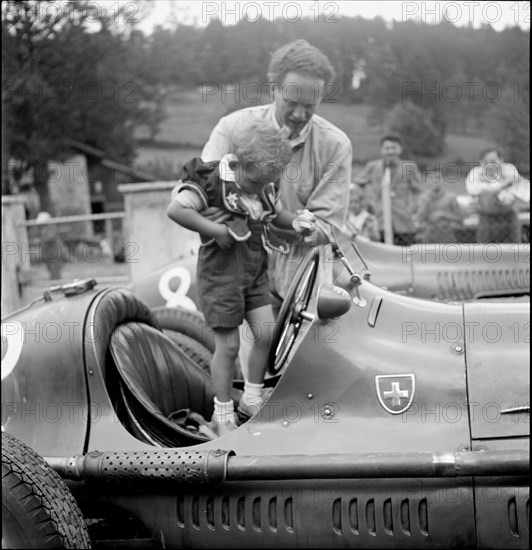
xmin=153 ymin=307 xmax=244 ymax=380
xmin=152 ymin=306 xmax=214 ymax=352
xmin=162 ymin=329 xmax=213 ymax=372
xmin=2 ymin=432 xmax=91 ymax=549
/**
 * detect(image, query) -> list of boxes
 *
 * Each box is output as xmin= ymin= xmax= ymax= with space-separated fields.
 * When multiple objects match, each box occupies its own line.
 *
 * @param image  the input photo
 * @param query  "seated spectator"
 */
xmin=415 ymin=179 xmax=463 ymax=243
xmin=466 ymin=147 xmax=530 ymax=243
xmin=343 ymin=183 xmax=380 ymax=241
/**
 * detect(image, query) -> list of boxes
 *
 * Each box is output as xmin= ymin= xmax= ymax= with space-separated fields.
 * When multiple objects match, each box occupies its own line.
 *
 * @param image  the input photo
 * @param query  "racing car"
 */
xmin=2 ymin=237 xmax=529 ymax=549
xmin=131 ymin=236 xmax=530 ymax=311
xmin=130 ymin=235 xmax=530 ymax=376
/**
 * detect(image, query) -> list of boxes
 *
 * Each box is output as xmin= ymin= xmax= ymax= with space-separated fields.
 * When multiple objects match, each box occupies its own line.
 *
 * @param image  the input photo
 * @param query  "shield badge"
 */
xmin=375 ymin=374 xmax=416 ymax=415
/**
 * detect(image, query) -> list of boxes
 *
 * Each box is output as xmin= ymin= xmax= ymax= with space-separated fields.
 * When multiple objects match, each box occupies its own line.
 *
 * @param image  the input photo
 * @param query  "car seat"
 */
xmin=109 ymin=321 xmax=241 ymax=447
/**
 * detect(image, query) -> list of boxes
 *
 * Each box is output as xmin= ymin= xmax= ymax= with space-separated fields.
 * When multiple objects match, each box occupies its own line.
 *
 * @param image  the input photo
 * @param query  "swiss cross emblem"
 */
xmin=375 ymin=374 xmax=415 ymax=415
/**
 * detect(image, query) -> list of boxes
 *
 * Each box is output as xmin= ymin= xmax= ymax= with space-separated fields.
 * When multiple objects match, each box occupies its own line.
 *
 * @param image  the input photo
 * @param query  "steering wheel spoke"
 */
xmin=268 ymin=248 xmax=320 ymax=374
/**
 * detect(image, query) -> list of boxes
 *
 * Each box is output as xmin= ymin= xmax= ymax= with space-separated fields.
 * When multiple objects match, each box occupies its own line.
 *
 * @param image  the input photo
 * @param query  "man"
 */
xmin=201 ymin=39 xmax=352 ymax=311
xmin=466 ymin=147 xmax=530 ymax=243
xmin=415 ymin=179 xmax=463 ymax=243
xmin=355 ymin=135 xmax=422 ymax=245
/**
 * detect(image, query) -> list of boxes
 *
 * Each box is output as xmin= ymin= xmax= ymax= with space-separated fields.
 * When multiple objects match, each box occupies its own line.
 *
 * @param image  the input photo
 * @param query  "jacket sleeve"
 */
xmin=306 ymin=139 xmax=353 ymax=240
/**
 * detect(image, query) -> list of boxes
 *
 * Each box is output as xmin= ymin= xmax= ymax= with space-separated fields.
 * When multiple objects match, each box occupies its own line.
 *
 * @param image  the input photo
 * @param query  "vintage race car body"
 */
xmin=1 ymin=239 xmax=529 ymax=549
xmin=130 ymin=238 xmax=530 ymax=311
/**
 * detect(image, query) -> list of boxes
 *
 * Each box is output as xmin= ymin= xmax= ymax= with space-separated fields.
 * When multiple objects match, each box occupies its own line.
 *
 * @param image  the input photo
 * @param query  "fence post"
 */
xmin=1 ymin=196 xmax=30 ymax=315
xmin=119 ymin=182 xmax=200 ymax=281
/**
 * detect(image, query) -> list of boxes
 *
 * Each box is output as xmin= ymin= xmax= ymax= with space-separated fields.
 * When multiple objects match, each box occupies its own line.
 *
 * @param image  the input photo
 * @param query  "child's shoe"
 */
xmin=211 ymin=414 xmax=238 ymax=437
xmin=211 ymin=397 xmax=238 ymax=437
xmin=237 ymin=384 xmax=273 ymax=421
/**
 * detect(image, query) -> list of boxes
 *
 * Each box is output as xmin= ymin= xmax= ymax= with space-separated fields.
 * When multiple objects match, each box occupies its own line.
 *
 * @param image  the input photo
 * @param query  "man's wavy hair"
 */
xmin=232 ymin=120 xmax=292 ymax=178
xmin=267 ymin=39 xmax=335 ymax=85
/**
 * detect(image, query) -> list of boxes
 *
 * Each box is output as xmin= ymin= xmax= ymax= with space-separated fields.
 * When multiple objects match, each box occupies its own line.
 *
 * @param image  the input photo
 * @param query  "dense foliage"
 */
xmin=2 ymin=1 xmax=529 ymax=199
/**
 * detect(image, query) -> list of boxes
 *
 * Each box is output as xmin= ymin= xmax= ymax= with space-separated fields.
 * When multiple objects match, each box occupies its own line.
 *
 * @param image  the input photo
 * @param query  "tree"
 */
xmin=2 ymin=0 xmax=153 ymax=209
xmin=386 ymin=101 xmax=444 ymax=157
xmin=485 ymin=89 xmax=530 ymax=176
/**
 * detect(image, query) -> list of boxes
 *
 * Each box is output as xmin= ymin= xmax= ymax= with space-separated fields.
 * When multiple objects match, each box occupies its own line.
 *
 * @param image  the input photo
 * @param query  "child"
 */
xmin=167 ymin=121 xmax=315 ymax=436
xmin=415 ymin=179 xmax=463 ymax=243
xmin=343 ymin=183 xmax=380 ymax=241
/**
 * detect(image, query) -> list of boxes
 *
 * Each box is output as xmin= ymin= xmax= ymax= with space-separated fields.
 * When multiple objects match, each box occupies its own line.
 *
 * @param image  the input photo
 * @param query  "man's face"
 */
xmin=273 ymin=72 xmax=324 ymax=135
xmin=481 ymin=151 xmax=502 ymax=182
xmin=380 ymin=140 xmax=402 ymax=164
xmin=481 ymin=151 xmax=501 ymax=165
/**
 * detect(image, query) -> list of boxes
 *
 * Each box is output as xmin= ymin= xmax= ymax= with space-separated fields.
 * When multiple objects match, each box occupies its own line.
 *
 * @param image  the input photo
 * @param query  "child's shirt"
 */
xmin=171 ymin=155 xmax=288 ymax=252
xmin=174 ymin=155 xmax=269 ymax=220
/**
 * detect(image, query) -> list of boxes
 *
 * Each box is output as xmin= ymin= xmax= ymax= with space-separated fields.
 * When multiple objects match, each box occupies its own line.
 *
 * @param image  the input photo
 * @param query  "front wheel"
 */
xmin=2 ymin=432 xmax=91 ymax=549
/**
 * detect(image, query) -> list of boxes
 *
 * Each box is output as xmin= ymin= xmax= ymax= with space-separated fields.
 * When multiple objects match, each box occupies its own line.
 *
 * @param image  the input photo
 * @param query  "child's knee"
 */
xmin=250 ymin=330 xmax=272 ymax=352
xmin=214 ymin=330 xmax=240 ymax=359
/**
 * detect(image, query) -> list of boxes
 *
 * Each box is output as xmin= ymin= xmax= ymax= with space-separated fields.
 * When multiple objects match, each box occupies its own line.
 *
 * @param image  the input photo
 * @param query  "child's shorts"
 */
xmin=196 ymin=237 xmax=270 ymax=329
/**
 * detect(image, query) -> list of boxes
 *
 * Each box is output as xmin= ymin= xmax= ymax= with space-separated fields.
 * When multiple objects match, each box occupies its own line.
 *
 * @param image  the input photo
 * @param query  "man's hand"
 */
xmin=214 ymin=225 xmax=234 ymax=249
xmin=292 ymin=209 xmax=317 ymax=243
xmin=201 ymin=206 xmax=231 ymax=224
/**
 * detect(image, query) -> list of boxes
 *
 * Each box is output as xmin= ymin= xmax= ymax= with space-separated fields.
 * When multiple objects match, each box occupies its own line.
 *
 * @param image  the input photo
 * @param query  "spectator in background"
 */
xmin=19 ymin=181 xmax=40 ymax=220
xmin=343 ymin=183 xmax=380 ymax=241
xmin=200 ymin=39 xmax=352 ymax=313
xmin=415 ymin=178 xmax=463 ymax=243
xmin=355 ymin=135 xmax=422 ymax=246
xmin=36 ymin=212 xmax=68 ymax=280
xmin=466 ymin=147 xmax=530 ymax=243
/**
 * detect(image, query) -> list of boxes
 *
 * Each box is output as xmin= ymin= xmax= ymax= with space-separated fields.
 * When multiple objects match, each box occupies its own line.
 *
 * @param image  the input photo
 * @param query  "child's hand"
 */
xmin=292 ymin=209 xmax=317 ymax=242
xmin=214 ymin=225 xmax=234 ymax=249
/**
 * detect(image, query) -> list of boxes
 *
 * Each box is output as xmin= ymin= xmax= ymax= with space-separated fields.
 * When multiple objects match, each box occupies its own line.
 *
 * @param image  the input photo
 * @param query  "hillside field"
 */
xmin=135 ymin=87 xmax=493 ymax=194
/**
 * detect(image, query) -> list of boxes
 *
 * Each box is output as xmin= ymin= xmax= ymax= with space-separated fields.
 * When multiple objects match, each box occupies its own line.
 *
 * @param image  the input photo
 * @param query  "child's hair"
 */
xmin=232 ymin=120 xmax=292 ymax=176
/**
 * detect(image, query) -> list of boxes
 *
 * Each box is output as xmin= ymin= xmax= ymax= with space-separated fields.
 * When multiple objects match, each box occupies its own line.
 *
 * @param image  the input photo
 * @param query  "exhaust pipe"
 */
xmin=45 ymin=449 xmax=529 ymax=487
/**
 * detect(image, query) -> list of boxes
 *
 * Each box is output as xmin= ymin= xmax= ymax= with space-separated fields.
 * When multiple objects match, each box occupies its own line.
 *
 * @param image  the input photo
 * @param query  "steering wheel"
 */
xmin=268 ymin=248 xmax=320 ymax=374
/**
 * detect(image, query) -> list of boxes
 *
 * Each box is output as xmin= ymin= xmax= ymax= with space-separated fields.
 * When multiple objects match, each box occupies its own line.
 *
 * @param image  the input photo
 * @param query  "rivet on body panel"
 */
xmin=321 ymin=404 xmax=337 ymax=419
xmin=452 ymin=343 xmax=464 ymax=354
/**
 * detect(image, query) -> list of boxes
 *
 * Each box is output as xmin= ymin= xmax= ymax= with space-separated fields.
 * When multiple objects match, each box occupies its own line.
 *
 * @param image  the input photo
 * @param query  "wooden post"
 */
xmin=1 ymin=196 xmax=30 ymax=315
xmin=381 ymin=167 xmax=394 ymax=245
xmin=119 ymin=182 xmax=200 ymax=281
xmin=104 ymin=218 xmax=113 ymax=243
